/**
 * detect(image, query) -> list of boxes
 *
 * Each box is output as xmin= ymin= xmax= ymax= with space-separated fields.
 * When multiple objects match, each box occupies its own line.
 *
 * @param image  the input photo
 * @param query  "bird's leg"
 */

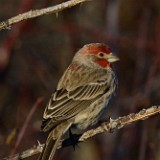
xmin=69 ymin=128 xmax=79 ymax=150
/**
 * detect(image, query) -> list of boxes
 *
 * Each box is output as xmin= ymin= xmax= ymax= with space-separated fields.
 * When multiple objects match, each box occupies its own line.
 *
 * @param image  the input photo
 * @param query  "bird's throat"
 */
xmin=97 ymin=59 xmax=111 ymax=68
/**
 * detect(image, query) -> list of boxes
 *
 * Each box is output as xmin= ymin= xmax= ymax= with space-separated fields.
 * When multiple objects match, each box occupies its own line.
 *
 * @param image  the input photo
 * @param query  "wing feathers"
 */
xmin=42 ymin=66 xmax=115 ymax=132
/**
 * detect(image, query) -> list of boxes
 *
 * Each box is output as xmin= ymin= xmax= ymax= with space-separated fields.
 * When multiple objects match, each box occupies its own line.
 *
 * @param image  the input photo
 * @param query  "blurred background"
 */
xmin=0 ymin=0 xmax=160 ymax=159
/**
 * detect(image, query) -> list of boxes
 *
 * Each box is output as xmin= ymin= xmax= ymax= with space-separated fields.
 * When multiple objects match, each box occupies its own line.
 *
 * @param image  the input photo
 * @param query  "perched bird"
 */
xmin=38 ymin=43 xmax=119 ymax=160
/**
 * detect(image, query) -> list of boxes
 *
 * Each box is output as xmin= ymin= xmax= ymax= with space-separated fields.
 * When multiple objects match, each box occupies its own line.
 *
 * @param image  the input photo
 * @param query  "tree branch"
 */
xmin=1 ymin=105 xmax=160 ymax=160
xmin=0 ymin=0 xmax=90 ymax=31
xmin=79 ymin=106 xmax=160 ymax=141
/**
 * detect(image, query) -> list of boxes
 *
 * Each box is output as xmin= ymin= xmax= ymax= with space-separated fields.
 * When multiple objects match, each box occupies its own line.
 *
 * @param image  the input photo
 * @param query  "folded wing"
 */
xmin=41 ymin=65 xmax=114 ymax=132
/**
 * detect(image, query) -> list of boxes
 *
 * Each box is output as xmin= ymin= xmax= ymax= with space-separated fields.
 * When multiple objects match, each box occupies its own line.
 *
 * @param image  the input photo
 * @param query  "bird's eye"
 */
xmin=98 ymin=52 xmax=105 ymax=57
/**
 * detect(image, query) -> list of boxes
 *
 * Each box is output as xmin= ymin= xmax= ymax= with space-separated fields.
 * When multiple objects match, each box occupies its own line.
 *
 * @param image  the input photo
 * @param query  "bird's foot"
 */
xmin=69 ymin=128 xmax=79 ymax=150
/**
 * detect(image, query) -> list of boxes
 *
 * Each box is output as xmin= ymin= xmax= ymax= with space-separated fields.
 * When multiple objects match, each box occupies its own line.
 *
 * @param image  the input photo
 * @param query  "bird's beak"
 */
xmin=106 ymin=54 xmax=119 ymax=63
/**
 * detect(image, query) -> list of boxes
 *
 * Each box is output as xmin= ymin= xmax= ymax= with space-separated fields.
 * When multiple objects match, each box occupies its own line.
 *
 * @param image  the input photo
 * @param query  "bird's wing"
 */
xmin=41 ymin=65 xmax=115 ymax=132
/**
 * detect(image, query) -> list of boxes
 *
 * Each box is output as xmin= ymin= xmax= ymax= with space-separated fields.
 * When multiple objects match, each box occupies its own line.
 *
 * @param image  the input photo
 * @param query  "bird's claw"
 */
xmin=69 ymin=129 xmax=79 ymax=150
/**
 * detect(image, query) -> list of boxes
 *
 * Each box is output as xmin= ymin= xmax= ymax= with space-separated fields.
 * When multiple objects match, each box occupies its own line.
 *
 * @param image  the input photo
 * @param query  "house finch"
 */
xmin=38 ymin=43 xmax=119 ymax=160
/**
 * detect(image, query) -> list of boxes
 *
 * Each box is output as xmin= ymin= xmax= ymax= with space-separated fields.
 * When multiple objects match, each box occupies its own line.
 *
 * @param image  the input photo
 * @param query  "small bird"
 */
xmin=38 ymin=43 xmax=119 ymax=160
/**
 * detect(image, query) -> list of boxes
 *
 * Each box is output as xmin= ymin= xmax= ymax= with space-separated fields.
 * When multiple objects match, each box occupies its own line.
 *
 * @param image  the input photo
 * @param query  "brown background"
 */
xmin=0 ymin=0 xmax=160 ymax=159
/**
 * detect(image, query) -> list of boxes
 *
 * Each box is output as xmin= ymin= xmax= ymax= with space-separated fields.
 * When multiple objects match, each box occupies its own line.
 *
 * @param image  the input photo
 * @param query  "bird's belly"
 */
xmin=73 ymin=97 xmax=109 ymax=131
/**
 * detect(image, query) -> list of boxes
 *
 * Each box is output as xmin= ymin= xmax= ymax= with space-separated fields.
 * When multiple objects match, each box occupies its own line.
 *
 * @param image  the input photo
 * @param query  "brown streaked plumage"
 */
xmin=38 ymin=43 xmax=119 ymax=160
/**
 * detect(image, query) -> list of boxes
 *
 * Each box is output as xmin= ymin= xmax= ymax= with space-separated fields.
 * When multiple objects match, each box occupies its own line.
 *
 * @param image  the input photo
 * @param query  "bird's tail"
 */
xmin=38 ymin=121 xmax=71 ymax=160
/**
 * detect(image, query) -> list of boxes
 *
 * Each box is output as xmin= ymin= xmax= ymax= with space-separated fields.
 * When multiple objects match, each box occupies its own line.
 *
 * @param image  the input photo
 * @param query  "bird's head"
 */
xmin=74 ymin=43 xmax=119 ymax=69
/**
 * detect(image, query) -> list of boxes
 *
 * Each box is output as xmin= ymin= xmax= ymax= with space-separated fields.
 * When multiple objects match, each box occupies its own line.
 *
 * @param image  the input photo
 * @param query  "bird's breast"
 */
xmin=73 ymin=95 xmax=109 ymax=131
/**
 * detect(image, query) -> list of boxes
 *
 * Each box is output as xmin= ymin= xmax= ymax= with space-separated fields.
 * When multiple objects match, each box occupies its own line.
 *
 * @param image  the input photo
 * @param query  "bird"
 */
xmin=38 ymin=43 xmax=119 ymax=160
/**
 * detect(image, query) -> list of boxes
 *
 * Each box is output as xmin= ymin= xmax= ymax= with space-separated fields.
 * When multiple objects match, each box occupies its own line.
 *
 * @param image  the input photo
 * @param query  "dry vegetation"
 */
xmin=0 ymin=0 xmax=160 ymax=160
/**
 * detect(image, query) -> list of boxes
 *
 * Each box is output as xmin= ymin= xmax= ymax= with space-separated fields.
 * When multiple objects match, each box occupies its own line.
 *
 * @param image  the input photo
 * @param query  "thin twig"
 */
xmin=10 ymin=97 xmax=44 ymax=155
xmin=1 ymin=105 xmax=160 ymax=160
xmin=1 ymin=145 xmax=43 ymax=160
xmin=0 ymin=0 xmax=90 ymax=31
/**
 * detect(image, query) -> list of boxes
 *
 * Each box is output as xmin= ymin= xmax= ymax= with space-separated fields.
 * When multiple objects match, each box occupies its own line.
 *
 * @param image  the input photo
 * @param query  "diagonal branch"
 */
xmin=79 ymin=106 xmax=160 ymax=141
xmin=0 ymin=0 xmax=90 ymax=31
xmin=10 ymin=97 xmax=44 ymax=155
xmin=1 ymin=105 xmax=160 ymax=160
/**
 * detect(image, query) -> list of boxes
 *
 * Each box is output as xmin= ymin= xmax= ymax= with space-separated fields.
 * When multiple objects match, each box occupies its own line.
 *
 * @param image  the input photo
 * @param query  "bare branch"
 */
xmin=1 ymin=105 xmax=160 ymax=160
xmin=0 ymin=144 xmax=44 ymax=160
xmin=0 ymin=0 xmax=90 ymax=31
xmin=79 ymin=106 xmax=160 ymax=141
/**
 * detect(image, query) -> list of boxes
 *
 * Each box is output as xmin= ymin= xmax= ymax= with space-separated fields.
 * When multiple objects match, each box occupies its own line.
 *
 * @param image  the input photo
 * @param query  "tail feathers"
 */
xmin=38 ymin=131 xmax=63 ymax=160
xmin=38 ymin=121 xmax=71 ymax=160
xmin=48 ymin=131 xmax=63 ymax=160
xmin=38 ymin=138 xmax=56 ymax=160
